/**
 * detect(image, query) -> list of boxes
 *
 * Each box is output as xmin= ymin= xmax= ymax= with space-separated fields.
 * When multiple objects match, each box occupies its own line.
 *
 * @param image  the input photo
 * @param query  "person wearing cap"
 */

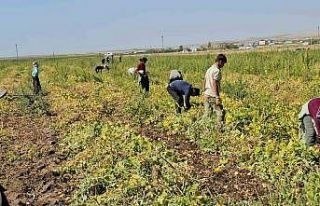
xmin=135 ymin=57 xmax=149 ymax=93
xmin=298 ymin=97 xmax=320 ymax=146
xmin=169 ymin=69 xmax=183 ymax=83
xmin=167 ymin=71 xmax=200 ymax=114
xmin=32 ymin=61 xmax=42 ymax=95
xmin=203 ymin=54 xmax=227 ymax=131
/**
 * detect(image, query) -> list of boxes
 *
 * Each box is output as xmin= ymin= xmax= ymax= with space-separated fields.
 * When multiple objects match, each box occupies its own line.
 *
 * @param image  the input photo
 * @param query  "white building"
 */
xmin=258 ymin=40 xmax=267 ymax=46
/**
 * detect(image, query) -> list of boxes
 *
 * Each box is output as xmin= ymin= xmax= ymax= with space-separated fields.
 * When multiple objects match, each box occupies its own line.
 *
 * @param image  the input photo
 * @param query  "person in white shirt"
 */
xmin=203 ymin=54 xmax=227 ymax=131
xmin=128 ymin=67 xmax=136 ymax=76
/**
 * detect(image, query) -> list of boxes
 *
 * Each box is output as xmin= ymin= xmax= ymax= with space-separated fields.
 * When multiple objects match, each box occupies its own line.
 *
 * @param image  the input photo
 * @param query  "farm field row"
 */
xmin=1 ymin=49 xmax=320 ymax=205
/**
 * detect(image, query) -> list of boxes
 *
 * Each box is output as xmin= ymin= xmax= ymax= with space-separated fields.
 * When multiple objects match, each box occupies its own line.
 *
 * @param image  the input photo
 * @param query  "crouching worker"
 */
xmin=128 ymin=67 xmax=138 ymax=80
xmin=95 ymin=58 xmax=110 ymax=73
xmin=32 ymin=62 xmax=42 ymax=95
xmin=298 ymin=97 xmax=320 ymax=146
xmin=167 ymin=79 xmax=200 ymax=114
xmin=128 ymin=67 xmax=136 ymax=76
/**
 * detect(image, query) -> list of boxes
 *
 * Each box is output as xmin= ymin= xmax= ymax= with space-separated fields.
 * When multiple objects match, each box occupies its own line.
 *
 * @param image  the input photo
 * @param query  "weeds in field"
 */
xmin=2 ymin=50 xmax=320 ymax=205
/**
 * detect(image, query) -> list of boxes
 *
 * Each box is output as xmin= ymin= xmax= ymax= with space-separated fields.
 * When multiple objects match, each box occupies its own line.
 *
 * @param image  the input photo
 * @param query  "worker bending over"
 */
xmin=167 ymin=71 xmax=200 ymax=114
xmin=299 ymin=97 xmax=320 ymax=146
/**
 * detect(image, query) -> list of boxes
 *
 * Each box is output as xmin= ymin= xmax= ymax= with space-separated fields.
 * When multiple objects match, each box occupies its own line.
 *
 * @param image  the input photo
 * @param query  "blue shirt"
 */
xmin=32 ymin=66 xmax=39 ymax=77
xmin=169 ymin=80 xmax=192 ymax=97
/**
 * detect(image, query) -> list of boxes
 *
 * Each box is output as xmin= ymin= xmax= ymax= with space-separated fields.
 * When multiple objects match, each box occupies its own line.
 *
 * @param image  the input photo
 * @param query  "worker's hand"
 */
xmin=215 ymin=97 xmax=222 ymax=106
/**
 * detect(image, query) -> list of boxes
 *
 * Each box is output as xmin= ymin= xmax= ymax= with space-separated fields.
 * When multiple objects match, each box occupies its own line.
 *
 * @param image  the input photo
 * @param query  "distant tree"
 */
xmin=225 ymin=43 xmax=239 ymax=49
xmin=207 ymin=42 xmax=212 ymax=49
xmin=199 ymin=45 xmax=208 ymax=51
xmin=219 ymin=43 xmax=238 ymax=50
xmin=219 ymin=43 xmax=226 ymax=49
xmin=164 ymin=48 xmax=176 ymax=53
xmin=178 ymin=45 xmax=183 ymax=52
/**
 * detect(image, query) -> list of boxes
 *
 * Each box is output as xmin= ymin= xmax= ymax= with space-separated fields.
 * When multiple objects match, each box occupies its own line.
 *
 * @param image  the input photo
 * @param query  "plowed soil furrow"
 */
xmin=0 ymin=113 xmax=76 ymax=206
xmin=138 ymin=126 xmax=269 ymax=202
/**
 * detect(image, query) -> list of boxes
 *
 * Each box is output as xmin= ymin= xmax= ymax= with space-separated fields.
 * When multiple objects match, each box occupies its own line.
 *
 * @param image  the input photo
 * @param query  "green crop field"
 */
xmin=1 ymin=49 xmax=320 ymax=205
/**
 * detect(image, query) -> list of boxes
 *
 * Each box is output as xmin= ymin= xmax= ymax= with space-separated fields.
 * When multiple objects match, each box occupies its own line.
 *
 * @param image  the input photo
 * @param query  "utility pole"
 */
xmin=161 ymin=35 xmax=164 ymax=50
xmin=53 ymin=51 xmax=56 ymax=62
xmin=15 ymin=44 xmax=19 ymax=61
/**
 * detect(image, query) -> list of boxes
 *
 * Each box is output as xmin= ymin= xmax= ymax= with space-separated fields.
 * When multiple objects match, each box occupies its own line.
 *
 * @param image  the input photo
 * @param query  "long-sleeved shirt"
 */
xmin=169 ymin=80 xmax=192 ymax=109
xmin=32 ymin=66 xmax=39 ymax=77
xmin=299 ymin=97 xmax=320 ymax=136
xmin=169 ymin=80 xmax=192 ymax=96
xmin=136 ymin=62 xmax=146 ymax=74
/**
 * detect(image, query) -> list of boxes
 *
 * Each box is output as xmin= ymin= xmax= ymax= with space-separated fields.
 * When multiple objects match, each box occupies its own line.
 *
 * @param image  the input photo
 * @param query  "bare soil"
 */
xmin=139 ymin=126 xmax=269 ymax=202
xmin=0 ymin=104 xmax=268 ymax=205
xmin=0 ymin=112 xmax=77 ymax=206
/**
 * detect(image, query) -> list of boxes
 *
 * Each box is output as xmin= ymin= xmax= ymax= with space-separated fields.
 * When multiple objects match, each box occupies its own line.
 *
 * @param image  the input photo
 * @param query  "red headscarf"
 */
xmin=308 ymin=98 xmax=320 ymax=136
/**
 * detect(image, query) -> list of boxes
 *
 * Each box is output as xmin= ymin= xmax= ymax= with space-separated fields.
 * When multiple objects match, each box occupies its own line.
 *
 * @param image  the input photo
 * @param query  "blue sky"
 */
xmin=0 ymin=0 xmax=319 ymax=57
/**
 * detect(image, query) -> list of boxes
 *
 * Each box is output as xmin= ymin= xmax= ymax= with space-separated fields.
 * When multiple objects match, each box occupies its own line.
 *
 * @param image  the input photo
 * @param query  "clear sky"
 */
xmin=0 ymin=0 xmax=319 ymax=57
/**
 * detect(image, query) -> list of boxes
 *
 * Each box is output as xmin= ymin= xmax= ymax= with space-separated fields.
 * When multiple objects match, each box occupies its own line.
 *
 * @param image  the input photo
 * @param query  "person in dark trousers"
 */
xmin=32 ymin=62 xmax=41 ymax=95
xmin=111 ymin=54 xmax=114 ymax=63
xmin=167 ymin=79 xmax=200 ymax=114
xmin=298 ymin=97 xmax=320 ymax=146
xmin=203 ymin=54 xmax=227 ymax=131
xmin=0 ymin=184 xmax=9 ymax=206
xmin=135 ymin=57 xmax=149 ymax=93
xmin=119 ymin=55 xmax=122 ymax=62
xmin=106 ymin=56 xmax=110 ymax=64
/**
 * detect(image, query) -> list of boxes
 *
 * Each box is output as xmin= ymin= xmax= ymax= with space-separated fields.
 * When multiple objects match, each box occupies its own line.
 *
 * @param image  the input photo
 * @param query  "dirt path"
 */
xmin=138 ymin=126 xmax=269 ymax=202
xmin=0 ymin=112 xmax=76 ymax=205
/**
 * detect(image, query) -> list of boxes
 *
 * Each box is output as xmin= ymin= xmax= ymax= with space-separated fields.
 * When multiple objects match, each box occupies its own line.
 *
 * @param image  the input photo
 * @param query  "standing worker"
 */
xmin=32 ymin=61 xmax=42 ymax=95
xmin=298 ymin=97 xmax=320 ymax=146
xmin=119 ymin=55 xmax=122 ymax=63
xmin=135 ymin=57 xmax=149 ymax=93
xmin=106 ymin=56 xmax=110 ymax=64
xmin=203 ymin=54 xmax=227 ymax=131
